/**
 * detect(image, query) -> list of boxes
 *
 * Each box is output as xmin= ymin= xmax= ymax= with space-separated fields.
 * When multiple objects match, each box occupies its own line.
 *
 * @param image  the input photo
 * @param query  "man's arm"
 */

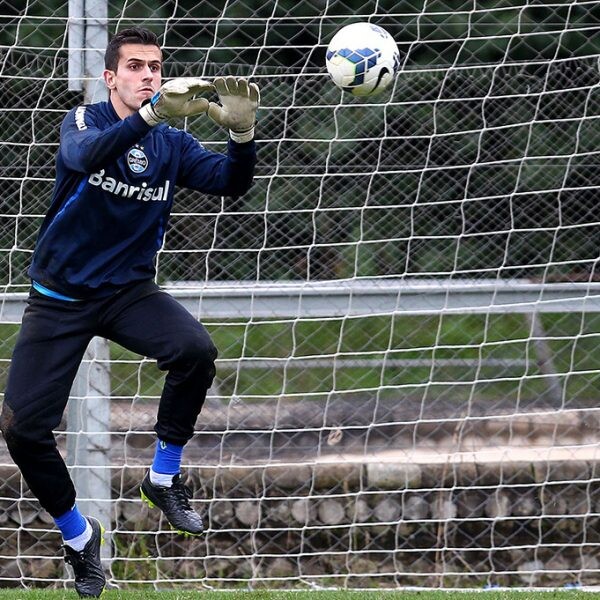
xmin=177 ymin=76 xmax=259 ymax=196
xmin=61 ymin=79 xmax=214 ymax=174
xmin=177 ymin=133 xmax=257 ymax=197
xmin=60 ymin=107 xmax=151 ymax=174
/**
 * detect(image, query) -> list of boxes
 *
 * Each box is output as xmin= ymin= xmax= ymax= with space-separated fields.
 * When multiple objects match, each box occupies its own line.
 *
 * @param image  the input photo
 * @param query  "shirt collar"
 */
xmin=106 ymin=99 xmax=121 ymax=122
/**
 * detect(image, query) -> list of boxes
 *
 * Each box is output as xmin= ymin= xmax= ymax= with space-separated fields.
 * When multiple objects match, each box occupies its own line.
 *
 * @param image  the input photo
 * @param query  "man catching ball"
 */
xmin=0 ymin=26 xmax=258 ymax=597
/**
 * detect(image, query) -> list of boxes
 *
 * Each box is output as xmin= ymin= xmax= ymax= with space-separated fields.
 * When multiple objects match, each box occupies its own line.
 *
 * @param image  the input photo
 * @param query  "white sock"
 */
xmin=64 ymin=519 xmax=93 ymax=552
xmin=149 ymin=468 xmax=176 ymax=487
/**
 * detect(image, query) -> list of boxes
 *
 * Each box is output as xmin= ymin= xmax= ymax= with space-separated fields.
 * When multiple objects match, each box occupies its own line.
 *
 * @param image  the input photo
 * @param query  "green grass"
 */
xmin=0 ymin=312 xmax=598 ymax=402
xmin=106 ymin=312 xmax=600 ymax=400
xmin=0 ymin=591 xmax=596 ymax=600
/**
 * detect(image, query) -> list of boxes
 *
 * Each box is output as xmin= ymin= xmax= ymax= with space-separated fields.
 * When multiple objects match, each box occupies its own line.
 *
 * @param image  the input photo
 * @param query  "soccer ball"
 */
xmin=325 ymin=22 xmax=400 ymax=97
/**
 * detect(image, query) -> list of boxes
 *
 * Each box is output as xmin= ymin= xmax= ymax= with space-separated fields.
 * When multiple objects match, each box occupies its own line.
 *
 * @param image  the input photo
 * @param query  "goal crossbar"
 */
xmin=0 ymin=279 xmax=598 ymax=322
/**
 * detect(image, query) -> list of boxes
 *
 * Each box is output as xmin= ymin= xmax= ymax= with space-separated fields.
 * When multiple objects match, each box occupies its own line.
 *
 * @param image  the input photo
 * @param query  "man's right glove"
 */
xmin=206 ymin=76 xmax=260 ymax=143
xmin=139 ymin=78 xmax=214 ymax=126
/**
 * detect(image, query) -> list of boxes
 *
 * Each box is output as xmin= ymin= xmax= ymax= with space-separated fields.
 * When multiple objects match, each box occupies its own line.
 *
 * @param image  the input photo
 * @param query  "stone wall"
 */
xmin=1 ymin=455 xmax=599 ymax=589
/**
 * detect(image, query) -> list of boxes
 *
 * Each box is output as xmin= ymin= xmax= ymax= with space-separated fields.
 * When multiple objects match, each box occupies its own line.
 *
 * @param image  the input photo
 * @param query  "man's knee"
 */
xmin=165 ymin=338 xmax=216 ymax=393
xmin=0 ymin=402 xmax=32 ymax=451
xmin=168 ymin=332 xmax=218 ymax=382
xmin=180 ymin=333 xmax=217 ymax=363
xmin=1 ymin=400 xmax=58 ymax=453
xmin=0 ymin=402 xmax=15 ymax=444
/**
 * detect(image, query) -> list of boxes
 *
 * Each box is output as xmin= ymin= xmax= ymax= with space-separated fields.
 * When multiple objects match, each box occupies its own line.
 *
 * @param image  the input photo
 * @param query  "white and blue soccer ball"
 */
xmin=326 ymin=22 xmax=400 ymax=97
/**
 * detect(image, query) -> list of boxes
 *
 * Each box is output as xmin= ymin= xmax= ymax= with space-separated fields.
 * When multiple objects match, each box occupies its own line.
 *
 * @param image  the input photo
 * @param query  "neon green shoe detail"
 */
xmin=170 ymin=524 xmax=203 ymax=537
xmin=140 ymin=488 xmax=156 ymax=509
xmin=63 ymin=517 xmax=106 ymax=598
xmin=140 ymin=471 xmax=204 ymax=535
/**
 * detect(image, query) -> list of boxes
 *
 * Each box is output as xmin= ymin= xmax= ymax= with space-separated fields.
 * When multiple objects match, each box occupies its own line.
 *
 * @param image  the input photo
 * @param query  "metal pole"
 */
xmin=68 ymin=0 xmax=84 ymax=91
xmin=83 ymin=0 xmax=108 ymax=103
xmin=66 ymin=337 xmax=112 ymax=559
xmin=525 ymin=312 xmax=564 ymax=406
xmin=66 ymin=0 xmax=111 ymax=559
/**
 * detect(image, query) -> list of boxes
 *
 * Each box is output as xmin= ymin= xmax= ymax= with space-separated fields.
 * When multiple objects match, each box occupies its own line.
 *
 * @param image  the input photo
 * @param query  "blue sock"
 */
xmin=152 ymin=439 xmax=184 ymax=475
xmin=54 ymin=505 xmax=87 ymax=541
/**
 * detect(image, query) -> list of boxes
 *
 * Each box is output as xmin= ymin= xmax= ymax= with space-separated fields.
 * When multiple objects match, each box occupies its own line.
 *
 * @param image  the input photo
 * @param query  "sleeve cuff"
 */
xmin=229 ymin=127 xmax=255 ymax=144
xmin=137 ymin=104 xmax=161 ymax=127
xmin=129 ymin=109 xmax=157 ymax=131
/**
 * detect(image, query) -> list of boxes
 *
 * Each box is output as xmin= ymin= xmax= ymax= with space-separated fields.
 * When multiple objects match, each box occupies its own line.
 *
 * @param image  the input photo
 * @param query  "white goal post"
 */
xmin=1 ymin=0 xmax=600 ymax=591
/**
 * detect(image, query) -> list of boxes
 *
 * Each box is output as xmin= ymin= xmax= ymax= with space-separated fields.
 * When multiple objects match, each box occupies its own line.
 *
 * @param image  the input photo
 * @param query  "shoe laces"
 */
xmin=171 ymin=480 xmax=193 ymax=511
xmin=63 ymin=545 xmax=91 ymax=568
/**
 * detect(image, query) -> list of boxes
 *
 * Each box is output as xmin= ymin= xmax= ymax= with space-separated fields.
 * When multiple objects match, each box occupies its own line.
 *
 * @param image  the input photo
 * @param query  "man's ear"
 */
xmin=103 ymin=69 xmax=116 ymax=90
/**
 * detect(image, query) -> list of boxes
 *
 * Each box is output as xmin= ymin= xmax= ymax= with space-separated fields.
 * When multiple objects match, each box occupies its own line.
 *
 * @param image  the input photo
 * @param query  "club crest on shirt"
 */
xmin=127 ymin=147 xmax=148 ymax=173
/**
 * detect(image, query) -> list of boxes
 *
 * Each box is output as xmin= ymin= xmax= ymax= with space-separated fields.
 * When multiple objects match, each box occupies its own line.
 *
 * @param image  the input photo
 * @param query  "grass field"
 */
xmin=0 ymin=590 xmax=596 ymax=600
xmin=0 ymin=312 xmax=598 ymax=401
xmin=108 ymin=312 xmax=600 ymax=400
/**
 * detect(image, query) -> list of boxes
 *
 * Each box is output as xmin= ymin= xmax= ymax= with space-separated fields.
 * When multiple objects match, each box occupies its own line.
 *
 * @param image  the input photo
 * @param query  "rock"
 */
xmin=317 ymin=499 xmax=346 ymax=525
xmin=235 ymin=500 xmax=260 ymax=528
xmin=517 ymin=559 xmax=544 ymax=585
xmin=367 ymin=463 xmax=421 ymax=490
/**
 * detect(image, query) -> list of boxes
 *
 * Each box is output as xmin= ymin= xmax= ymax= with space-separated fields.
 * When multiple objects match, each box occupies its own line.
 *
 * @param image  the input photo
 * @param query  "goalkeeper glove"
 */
xmin=139 ymin=78 xmax=214 ymax=126
xmin=206 ymin=76 xmax=260 ymax=143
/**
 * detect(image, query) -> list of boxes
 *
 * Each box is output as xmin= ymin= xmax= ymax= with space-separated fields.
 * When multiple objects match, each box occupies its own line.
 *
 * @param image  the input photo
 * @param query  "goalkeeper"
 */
xmin=0 ymin=27 xmax=258 ymax=597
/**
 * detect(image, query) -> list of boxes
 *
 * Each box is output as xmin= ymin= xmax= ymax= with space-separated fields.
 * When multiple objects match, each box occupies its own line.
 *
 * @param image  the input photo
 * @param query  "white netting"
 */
xmin=1 ymin=0 xmax=600 ymax=590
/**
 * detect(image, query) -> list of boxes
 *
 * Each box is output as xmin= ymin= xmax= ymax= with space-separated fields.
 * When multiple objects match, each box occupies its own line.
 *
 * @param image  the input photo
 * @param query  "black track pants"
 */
xmin=0 ymin=280 xmax=217 ymax=517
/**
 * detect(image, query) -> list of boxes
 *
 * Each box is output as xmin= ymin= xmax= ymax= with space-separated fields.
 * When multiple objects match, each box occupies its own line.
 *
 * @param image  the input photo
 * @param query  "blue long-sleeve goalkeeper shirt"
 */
xmin=29 ymin=100 xmax=256 ymax=299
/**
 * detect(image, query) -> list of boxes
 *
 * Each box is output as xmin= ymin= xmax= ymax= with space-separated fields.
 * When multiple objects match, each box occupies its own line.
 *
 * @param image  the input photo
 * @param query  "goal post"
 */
xmin=1 ymin=0 xmax=600 ymax=591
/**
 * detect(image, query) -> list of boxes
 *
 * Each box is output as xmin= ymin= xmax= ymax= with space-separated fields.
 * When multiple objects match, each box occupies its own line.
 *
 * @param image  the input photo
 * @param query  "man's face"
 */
xmin=104 ymin=44 xmax=162 ymax=114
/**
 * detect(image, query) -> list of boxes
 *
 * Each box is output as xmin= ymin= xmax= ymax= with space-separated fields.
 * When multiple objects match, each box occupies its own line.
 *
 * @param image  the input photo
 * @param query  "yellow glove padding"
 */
xmin=139 ymin=78 xmax=214 ymax=126
xmin=206 ymin=76 xmax=260 ymax=143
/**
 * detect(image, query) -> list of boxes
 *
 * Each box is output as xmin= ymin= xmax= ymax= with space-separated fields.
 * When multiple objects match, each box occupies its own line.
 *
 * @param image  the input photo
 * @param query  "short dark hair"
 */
xmin=104 ymin=27 xmax=161 ymax=71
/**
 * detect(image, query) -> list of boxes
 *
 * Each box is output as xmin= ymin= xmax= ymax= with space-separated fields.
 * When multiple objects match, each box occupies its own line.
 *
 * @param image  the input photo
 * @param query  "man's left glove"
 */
xmin=139 ymin=78 xmax=214 ymax=126
xmin=206 ymin=77 xmax=260 ymax=143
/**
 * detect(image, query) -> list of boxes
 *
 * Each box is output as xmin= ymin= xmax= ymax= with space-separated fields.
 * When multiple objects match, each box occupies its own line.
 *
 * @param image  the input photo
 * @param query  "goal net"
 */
xmin=1 ymin=0 xmax=600 ymax=590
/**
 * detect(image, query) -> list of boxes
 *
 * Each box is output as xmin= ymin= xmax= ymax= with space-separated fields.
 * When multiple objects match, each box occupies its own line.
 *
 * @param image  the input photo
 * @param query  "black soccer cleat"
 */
xmin=140 ymin=472 xmax=204 ymax=536
xmin=63 ymin=517 xmax=106 ymax=598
